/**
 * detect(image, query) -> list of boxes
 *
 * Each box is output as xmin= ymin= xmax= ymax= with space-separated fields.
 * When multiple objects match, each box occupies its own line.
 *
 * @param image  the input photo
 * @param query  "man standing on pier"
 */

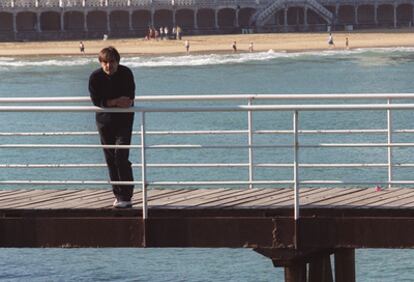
xmin=89 ymin=46 xmax=135 ymax=208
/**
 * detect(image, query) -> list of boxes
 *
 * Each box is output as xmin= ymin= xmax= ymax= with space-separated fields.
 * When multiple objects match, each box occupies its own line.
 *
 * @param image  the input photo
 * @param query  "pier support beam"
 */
xmin=284 ymin=264 xmax=307 ymax=282
xmin=334 ymin=249 xmax=356 ymax=282
xmin=308 ymin=255 xmax=333 ymax=282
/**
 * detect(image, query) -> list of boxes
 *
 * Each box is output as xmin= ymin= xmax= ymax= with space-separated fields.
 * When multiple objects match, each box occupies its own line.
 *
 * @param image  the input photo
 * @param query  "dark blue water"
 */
xmin=1 ymin=48 xmax=414 ymax=280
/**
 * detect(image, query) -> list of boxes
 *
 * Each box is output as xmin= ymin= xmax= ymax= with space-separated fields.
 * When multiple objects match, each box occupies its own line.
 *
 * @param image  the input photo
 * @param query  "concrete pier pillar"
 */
xmin=334 ymin=249 xmax=356 ymax=282
xmin=173 ymin=10 xmax=176 ymax=27
xmin=393 ymin=4 xmax=397 ymax=28
xmin=36 ymin=12 xmax=41 ymax=32
xmin=194 ymin=8 xmax=198 ymax=29
xmin=374 ymin=4 xmax=378 ymax=25
xmin=151 ymin=9 xmax=154 ymax=27
xmin=284 ymin=7 xmax=288 ymax=31
xmin=284 ymin=264 xmax=306 ymax=282
xmin=84 ymin=12 xmax=88 ymax=32
xmin=354 ymin=6 xmax=358 ymax=25
xmin=304 ymin=7 xmax=308 ymax=28
xmin=235 ymin=8 xmax=239 ymax=27
xmin=61 ymin=11 xmax=64 ymax=31
xmin=12 ymin=12 xmax=17 ymax=33
xmin=128 ymin=10 xmax=132 ymax=31
xmin=214 ymin=9 xmax=219 ymax=29
xmin=106 ymin=11 xmax=111 ymax=33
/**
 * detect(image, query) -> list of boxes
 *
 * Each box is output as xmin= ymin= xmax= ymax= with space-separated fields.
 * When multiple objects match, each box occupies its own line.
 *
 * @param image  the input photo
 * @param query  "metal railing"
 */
xmin=2 ymin=93 xmax=414 ymax=219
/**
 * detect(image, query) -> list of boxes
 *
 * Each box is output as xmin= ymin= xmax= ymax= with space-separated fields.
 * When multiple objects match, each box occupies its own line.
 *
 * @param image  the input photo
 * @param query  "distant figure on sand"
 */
xmin=345 ymin=37 xmax=349 ymax=49
xmin=79 ymin=41 xmax=85 ymax=54
xmin=249 ymin=42 xmax=254 ymax=52
xmin=328 ymin=33 xmax=335 ymax=48
xmin=185 ymin=40 xmax=190 ymax=54
xmin=232 ymin=41 xmax=237 ymax=53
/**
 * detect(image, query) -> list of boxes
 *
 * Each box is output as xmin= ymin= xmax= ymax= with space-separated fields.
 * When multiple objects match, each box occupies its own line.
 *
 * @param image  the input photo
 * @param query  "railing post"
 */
xmin=141 ymin=112 xmax=148 ymax=219
xmin=293 ymin=110 xmax=300 ymax=249
xmin=247 ymin=98 xmax=254 ymax=189
xmin=387 ymin=98 xmax=392 ymax=189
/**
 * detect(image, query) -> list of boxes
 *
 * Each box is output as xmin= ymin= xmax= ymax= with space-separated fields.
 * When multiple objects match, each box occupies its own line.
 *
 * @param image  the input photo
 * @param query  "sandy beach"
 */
xmin=1 ymin=30 xmax=414 ymax=56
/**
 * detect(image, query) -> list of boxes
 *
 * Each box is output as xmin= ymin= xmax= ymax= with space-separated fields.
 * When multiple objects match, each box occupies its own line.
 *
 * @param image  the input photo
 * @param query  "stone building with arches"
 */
xmin=0 ymin=0 xmax=413 ymax=41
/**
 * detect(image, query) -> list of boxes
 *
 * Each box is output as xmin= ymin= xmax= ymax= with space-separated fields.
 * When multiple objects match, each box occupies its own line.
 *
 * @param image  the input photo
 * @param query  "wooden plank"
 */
xmin=353 ymin=188 xmax=414 ymax=208
xmin=180 ymin=188 xmax=251 ymax=208
xmin=190 ymin=189 xmax=272 ymax=208
xmin=0 ymin=190 xmax=48 ymax=203
xmin=330 ymin=188 xmax=398 ymax=208
xmin=0 ymin=190 xmax=76 ymax=208
xmin=303 ymin=188 xmax=365 ymax=207
xmin=150 ymin=188 xmax=230 ymax=208
xmin=1 ymin=190 xmax=85 ymax=209
xmin=234 ymin=188 xmax=296 ymax=207
xmin=261 ymin=188 xmax=333 ymax=208
xmin=306 ymin=189 xmax=379 ymax=207
xmin=222 ymin=189 xmax=294 ymax=209
xmin=30 ymin=190 xmax=110 ymax=209
xmin=72 ymin=188 xmax=186 ymax=209
xmin=231 ymin=188 xmax=296 ymax=208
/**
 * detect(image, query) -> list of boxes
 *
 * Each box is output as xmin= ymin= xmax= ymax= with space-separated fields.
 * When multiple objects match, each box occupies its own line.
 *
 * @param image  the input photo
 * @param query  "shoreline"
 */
xmin=1 ymin=31 xmax=414 ymax=57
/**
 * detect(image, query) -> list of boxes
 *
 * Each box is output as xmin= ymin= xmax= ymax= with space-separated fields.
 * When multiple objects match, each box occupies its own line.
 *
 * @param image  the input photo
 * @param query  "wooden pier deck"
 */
xmin=2 ymin=187 xmax=414 ymax=281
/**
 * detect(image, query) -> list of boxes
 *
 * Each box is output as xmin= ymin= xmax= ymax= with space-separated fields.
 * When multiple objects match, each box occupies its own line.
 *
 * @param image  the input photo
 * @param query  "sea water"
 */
xmin=1 ymin=48 xmax=414 ymax=281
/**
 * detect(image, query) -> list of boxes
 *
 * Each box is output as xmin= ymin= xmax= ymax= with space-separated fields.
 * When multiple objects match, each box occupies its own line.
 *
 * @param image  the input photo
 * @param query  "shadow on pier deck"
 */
xmin=2 ymin=187 xmax=414 ymax=281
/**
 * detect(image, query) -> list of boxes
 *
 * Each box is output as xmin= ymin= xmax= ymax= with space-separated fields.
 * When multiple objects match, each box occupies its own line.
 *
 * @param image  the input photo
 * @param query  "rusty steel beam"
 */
xmin=299 ymin=217 xmax=414 ymax=248
xmin=0 ymin=217 xmax=145 ymax=247
xmin=144 ymin=217 xmax=295 ymax=248
xmin=1 ymin=214 xmax=414 ymax=249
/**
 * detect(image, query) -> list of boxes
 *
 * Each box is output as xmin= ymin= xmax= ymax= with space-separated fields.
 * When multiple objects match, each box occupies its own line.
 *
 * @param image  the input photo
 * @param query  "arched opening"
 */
xmin=154 ymin=9 xmax=173 ymax=28
xmin=377 ymin=4 xmax=394 ymax=25
xmin=0 ymin=12 xmax=13 ymax=31
xmin=218 ymin=8 xmax=235 ymax=28
xmin=307 ymin=9 xmax=327 ymax=24
xmin=338 ymin=5 xmax=355 ymax=24
xmin=132 ymin=10 xmax=151 ymax=30
xmin=110 ymin=10 xmax=129 ymax=30
xmin=197 ymin=9 xmax=215 ymax=28
xmin=287 ymin=7 xmax=304 ymax=25
xmin=238 ymin=7 xmax=255 ymax=27
xmin=16 ymin=12 xmax=37 ymax=31
xmin=358 ymin=5 xmax=375 ymax=24
xmin=176 ymin=9 xmax=194 ymax=29
xmin=397 ymin=4 xmax=412 ymax=26
xmin=274 ymin=10 xmax=284 ymax=26
xmin=64 ymin=11 xmax=84 ymax=30
xmin=87 ymin=10 xmax=107 ymax=31
xmin=40 ymin=11 xmax=61 ymax=31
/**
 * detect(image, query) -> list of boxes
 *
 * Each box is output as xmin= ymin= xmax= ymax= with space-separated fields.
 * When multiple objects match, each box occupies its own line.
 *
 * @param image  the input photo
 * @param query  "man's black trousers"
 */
xmin=97 ymin=118 xmax=134 ymax=201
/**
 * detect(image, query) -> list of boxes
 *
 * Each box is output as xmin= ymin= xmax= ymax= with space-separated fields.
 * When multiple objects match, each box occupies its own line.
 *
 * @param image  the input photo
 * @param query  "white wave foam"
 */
xmin=0 ymin=56 xmax=94 ymax=68
xmin=0 ymin=47 xmax=413 ymax=69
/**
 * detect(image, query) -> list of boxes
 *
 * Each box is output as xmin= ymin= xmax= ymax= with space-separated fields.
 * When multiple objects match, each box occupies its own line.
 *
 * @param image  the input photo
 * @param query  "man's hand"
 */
xmin=107 ymin=97 xmax=133 ymax=108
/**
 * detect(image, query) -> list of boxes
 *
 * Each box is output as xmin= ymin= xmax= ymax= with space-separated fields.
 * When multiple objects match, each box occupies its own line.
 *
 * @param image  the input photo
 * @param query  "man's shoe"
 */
xmin=113 ymin=199 xmax=132 ymax=208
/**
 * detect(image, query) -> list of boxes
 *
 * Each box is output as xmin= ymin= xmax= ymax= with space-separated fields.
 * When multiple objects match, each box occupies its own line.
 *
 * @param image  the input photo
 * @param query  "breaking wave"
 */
xmin=0 ymin=47 xmax=414 ymax=69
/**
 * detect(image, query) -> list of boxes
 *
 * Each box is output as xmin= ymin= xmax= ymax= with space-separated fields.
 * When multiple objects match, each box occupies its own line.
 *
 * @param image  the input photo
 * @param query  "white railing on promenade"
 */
xmin=2 ymin=93 xmax=414 ymax=219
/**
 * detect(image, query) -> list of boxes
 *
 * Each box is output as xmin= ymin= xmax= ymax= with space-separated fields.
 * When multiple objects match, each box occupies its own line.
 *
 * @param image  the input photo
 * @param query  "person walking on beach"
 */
xmin=89 ymin=46 xmax=136 ymax=209
xmin=328 ymin=33 xmax=335 ymax=48
xmin=249 ymin=41 xmax=254 ymax=52
xmin=345 ymin=37 xmax=349 ymax=49
xmin=79 ymin=41 xmax=85 ymax=54
xmin=176 ymin=26 xmax=182 ymax=40
xmin=185 ymin=40 xmax=190 ymax=54
xmin=159 ymin=26 xmax=164 ymax=40
xmin=232 ymin=41 xmax=237 ymax=53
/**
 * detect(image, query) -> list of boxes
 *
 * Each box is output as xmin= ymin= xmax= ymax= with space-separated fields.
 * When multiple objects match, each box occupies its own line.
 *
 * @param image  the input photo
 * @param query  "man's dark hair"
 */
xmin=98 ymin=46 xmax=120 ymax=63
